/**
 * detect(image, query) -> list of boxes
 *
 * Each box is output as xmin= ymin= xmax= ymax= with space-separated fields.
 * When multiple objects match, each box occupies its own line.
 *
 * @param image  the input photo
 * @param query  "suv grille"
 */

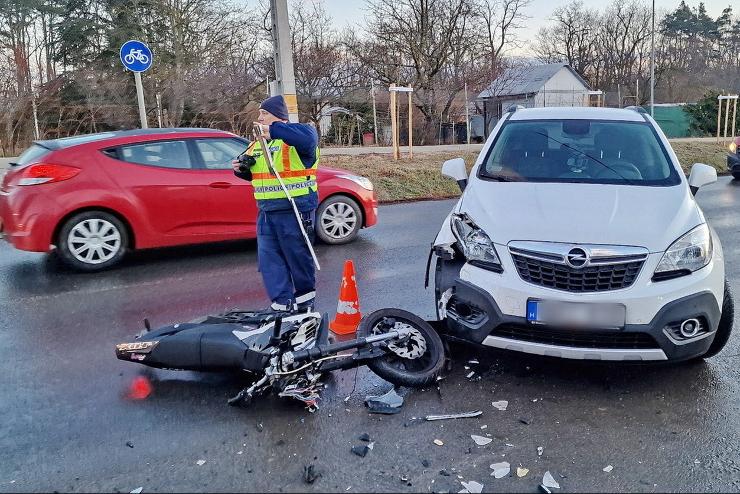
xmin=511 ymin=253 xmax=644 ymax=292
xmin=493 ymin=325 xmax=659 ymax=349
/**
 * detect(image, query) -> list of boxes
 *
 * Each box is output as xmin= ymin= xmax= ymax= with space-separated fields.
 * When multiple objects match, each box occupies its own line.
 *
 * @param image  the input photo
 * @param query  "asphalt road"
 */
xmin=1 ymin=179 xmax=740 ymax=493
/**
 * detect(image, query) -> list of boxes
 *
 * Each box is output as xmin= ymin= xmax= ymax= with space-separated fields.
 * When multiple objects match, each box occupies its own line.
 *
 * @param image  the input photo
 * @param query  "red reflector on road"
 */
xmin=127 ymin=376 xmax=153 ymax=400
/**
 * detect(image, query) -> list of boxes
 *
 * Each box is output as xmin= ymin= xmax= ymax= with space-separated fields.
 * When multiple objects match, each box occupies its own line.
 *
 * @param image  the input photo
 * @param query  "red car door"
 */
xmin=105 ymin=139 xmax=217 ymax=244
xmin=190 ymin=137 xmax=258 ymax=238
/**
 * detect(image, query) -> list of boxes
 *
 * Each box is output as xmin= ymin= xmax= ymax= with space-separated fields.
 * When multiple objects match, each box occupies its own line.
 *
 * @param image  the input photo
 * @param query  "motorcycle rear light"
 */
xmin=13 ymin=163 xmax=81 ymax=186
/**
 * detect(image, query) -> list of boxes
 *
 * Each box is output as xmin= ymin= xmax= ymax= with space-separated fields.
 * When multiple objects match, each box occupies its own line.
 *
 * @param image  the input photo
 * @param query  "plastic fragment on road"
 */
xmin=490 ymin=462 xmax=510 ymax=478
xmin=425 ymin=410 xmax=483 ymax=421
xmin=516 ymin=467 xmax=529 ymax=477
xmin=127 ymin=376 xmax=152 ymax=400
xmin=537 ymin=446 xmax=544 ymax=456
xmin=130 ymin=488 xmax=143 ymax=494
xmin=365 ymin=388 xmax=403 ymax=415
xmin=459 ymin=480 xmax=483 ymax=494
xmin=471 ymin=435 xmax=493 ymax=446
xmin=603 ymin=465 xmax=614 ymax=473
xmin=492 ymin=400 xmax=508 ymax=411
xmin=358 ymin=433 xmax=371 ymax=442
xmin=303 ymin=464 xmax=321 ymax=484
xmin=466 ymin=371 xmax=476 ymax=379
xmin=351 ymin=445 xmax=370 ymax=457
xmin=542 ymin=471 xmax=560 ymax=489
xmin=196 ymin=460 xmax=206 ymax=466
xmin=434 ymin=439 xmax=444 ymax=446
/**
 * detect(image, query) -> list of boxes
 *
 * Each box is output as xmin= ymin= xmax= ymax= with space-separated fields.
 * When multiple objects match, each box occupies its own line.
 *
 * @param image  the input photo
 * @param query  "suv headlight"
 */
xmin=451 ymin=213 xmax=503 ymax=272
xmin=654 ymin=224 xmax=712 ymax=280
xmin=338 ymin=174 xmax=373 ymax=191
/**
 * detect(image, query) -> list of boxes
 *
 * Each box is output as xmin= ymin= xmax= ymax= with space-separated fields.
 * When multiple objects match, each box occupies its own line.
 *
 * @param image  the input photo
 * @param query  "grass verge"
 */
xmin=322 ymin=142 xmax=731 ymax=203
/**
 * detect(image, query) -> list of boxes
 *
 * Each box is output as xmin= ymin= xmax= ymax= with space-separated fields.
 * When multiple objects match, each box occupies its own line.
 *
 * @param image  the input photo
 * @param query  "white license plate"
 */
xmin=526 ymin=299 xmax=626 ymax=329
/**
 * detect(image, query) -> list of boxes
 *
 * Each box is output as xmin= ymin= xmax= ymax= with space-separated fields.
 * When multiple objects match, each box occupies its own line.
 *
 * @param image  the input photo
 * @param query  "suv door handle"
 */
xmin=209 ymin=182 xmax=232 ymax=189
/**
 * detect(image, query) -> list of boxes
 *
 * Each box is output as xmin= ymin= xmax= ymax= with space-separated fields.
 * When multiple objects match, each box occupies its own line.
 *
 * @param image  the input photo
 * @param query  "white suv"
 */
xmin=431 ymin=106 xmax=733 ymax=362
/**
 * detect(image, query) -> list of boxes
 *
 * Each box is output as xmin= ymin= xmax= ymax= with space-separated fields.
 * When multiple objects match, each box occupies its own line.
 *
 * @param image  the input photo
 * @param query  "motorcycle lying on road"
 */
xmin=116 ymin=308 xmax=445 ymax=410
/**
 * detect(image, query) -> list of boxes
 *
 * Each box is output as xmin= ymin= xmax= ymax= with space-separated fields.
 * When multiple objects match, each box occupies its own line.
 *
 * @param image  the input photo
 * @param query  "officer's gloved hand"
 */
xmin=232 ymin=158 xmax=252 ymax=181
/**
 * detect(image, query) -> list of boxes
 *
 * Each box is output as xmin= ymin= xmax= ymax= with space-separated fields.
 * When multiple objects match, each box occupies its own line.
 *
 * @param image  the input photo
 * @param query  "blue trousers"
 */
xmin=257 ymin=209 xmax=316 ymax=307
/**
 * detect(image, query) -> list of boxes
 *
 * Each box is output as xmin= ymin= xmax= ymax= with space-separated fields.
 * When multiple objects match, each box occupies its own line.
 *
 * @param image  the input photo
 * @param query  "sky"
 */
xmin=319 ymin=0 xmax=733 ymax=55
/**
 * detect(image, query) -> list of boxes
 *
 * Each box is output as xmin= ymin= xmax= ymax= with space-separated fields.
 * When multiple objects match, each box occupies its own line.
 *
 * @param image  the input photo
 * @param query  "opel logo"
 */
xmin=566 ymin=248 xmax=589 ymax=268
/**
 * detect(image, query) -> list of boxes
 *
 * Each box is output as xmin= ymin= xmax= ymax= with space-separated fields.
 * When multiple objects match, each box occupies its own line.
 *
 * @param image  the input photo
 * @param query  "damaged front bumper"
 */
xmin=431 ymin=257 xmax=720 ymax=362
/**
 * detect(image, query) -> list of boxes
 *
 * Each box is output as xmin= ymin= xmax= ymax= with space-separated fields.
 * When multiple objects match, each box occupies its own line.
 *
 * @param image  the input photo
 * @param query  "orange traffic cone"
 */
xmin=330 ymin=260 xmax=362 ymax=335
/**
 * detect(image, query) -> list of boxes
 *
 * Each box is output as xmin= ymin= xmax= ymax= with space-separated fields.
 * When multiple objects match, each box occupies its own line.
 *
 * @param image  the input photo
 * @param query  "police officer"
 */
xmin=232 ymin=95 xmax=319 ymax=312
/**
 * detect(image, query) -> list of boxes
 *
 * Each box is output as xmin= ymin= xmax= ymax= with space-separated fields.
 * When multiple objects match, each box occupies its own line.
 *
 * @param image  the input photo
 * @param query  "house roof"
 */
xmin=478 ymin=63 xmax=592 ymax=99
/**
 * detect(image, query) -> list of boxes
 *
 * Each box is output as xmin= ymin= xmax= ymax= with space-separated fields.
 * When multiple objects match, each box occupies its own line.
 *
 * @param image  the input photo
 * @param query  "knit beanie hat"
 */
xmin=259 ymin=95 xmax=289 ymax=120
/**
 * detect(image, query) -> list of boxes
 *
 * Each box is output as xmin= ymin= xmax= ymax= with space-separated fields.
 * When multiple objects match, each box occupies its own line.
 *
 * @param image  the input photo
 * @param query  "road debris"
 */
xmin=468 ymin=359 xmax=480 ymax=365
xmin=466 ymin=371 xmax=476 ymax=379
xmin=516 ymin=467 xmax=529 ymax=477
xmin=537 ymin=446 xmax=544 ymax=456
xmin=603 ymin=465 xmax=614 ymax=473
xmin=459 ymin=480 xmax=484 ymax=493
xmin=358 ymin=433 xmax=371 ymax=442
xmin=425 ymin=411 xmax=483 ymax=421
xmin=365 ymin=388 xmax=404 ymax=415
xmin=196 ymin=460 xmax=206 ymax=466
xmin=519 ymin=418 xmax=530 ymax=425
xmin=125 ymin=441 xmax=134 ymax=448
xmin=130 ymin=488 xmax=143 ymax=494
xmin=471 ymin=435 xmax=493 ymax=446
xmin=440 ymin=469 xmax=451 ymax=476
xmin=434 ymin=439 xmax=444 ymax=446
xmin=303 ymin=464 xmax=321 ymax=484
xmin=351 ymin=445 xmax=370 ymax=457
xmin=480 ymin=425 xmax=488 ymax=430
xmin=126 ymin=376 xmax=152 ymax=400
xmin=539 ymin=485 xmax=553 ymax=494
xmin=490 ymin=462 xmax=510 ymax=478
xmin=491 ymin=400 xmax=508 ymax=411
xmin=422 ymin=459 xmax=431 ymax=468
xmin=542 ymin=471 xmax=560 ymax=489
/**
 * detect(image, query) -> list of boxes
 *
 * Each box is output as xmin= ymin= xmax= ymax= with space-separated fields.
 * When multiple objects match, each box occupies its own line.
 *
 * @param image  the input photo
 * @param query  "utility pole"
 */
xmin=371 ymin=80 xmax=378 ymax=145
xmin=270 ymin=0 xmax=298 ymax=122
xmin=650 ymin=0 xmax=655 ymax=116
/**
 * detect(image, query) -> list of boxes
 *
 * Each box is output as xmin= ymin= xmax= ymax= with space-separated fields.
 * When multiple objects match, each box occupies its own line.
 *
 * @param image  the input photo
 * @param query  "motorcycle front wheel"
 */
xmin=357 ymin=308 xmax=445 ymax=388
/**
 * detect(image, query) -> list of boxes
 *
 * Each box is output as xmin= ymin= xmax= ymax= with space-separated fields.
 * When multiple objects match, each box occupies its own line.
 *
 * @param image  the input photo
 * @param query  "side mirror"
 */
xmin=442 ymin=158 xmax=468 ymax=192
xmin=688 ymin=163 xmax=717 ymax=195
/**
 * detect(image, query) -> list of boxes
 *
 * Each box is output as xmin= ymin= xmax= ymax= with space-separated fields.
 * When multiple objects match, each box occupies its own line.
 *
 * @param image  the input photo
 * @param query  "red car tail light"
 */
xmin=12 ymin=163 xmax=81 ymax=186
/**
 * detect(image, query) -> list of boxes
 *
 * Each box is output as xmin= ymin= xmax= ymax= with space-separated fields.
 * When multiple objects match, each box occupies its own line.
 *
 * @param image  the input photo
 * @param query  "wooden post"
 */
xmin=390 ymin=84 xmax=398 ymax=160
xmin=732 ymin=98 xmax=737 ymax=139
xmin=724 ymin=97 xmax=731 ymax=142
xmin=408 ymin=91 xmax=413 ymax=159
xmin=717 ymin=95 xmax=722 ymax=143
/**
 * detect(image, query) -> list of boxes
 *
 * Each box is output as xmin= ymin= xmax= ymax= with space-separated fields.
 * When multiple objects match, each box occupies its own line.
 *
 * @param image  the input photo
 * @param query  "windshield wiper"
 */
xmin=484 ymin=174 xmax=519 ymax=182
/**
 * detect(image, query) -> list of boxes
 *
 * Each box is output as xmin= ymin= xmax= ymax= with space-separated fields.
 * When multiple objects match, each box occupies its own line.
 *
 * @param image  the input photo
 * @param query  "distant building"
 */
xmin=478 ymin=62 xmax=598 ymax=135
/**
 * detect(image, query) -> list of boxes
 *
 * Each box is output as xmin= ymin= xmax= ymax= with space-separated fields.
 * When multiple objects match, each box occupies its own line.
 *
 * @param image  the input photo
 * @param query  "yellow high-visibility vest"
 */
xmin=247 ymin=139 xmax=319 ymax=201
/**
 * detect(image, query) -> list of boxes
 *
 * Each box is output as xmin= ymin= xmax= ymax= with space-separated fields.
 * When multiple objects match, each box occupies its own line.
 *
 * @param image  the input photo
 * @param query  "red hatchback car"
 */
xmin=0 ymin=128 xmax=377 ymax=271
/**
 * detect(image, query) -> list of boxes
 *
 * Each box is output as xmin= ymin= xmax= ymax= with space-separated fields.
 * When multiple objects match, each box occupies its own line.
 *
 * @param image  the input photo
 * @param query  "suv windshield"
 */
xmin=480 ymin=119 xmax=681 ymax=186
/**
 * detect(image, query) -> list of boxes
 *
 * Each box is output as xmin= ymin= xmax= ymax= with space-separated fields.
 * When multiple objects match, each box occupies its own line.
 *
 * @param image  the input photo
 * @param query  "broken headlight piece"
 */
xmin=451 ymin=213 xmax=503 ymax=273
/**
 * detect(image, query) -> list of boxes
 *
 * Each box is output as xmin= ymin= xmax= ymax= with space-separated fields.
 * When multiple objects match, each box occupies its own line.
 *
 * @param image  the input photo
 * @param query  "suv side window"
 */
xmin=194 ymin=138 xmax=248 ymax=169
xmin=118 ymin=140 xmax=193 ymax=169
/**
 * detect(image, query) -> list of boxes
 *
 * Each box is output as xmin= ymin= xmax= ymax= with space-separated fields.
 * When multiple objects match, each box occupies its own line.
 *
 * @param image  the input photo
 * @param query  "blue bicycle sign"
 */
xmin=120 ymin=40 xmax=153 ymax=72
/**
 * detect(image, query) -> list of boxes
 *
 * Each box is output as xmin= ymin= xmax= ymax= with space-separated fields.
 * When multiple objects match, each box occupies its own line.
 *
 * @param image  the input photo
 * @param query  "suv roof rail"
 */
xmin=506 ymin=105 xmax=526 ymax=114
xmin=625 ymin=105 xmax=647 ymax=114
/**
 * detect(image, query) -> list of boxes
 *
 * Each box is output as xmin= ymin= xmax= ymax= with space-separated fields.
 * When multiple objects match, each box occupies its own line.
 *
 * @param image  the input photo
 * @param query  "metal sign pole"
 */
xmin=134 ymin=72 xmax=148 ymax=129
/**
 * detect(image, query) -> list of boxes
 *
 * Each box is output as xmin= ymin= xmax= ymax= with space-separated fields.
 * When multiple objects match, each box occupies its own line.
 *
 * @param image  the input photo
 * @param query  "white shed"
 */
xmin=478 ymin=63 xmax=595 ymax=134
